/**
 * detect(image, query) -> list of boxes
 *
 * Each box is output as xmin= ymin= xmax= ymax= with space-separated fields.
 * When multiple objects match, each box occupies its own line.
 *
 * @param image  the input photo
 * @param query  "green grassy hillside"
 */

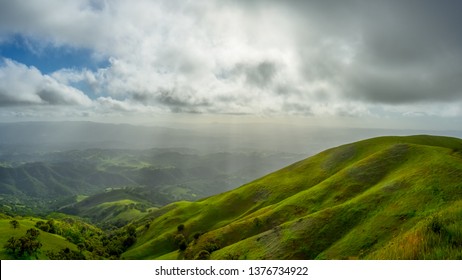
xmin=0 ymin=215 xmax=80 ymax=259
xmin=60 ymin=189 xmax=155 ymax=228
xmin=122 ymin=135 xmax=462 ymax=260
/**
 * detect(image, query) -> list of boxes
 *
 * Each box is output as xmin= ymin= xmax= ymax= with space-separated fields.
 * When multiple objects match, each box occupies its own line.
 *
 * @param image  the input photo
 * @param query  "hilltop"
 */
xmin=122 ymin=135 xmax=462 ymax=260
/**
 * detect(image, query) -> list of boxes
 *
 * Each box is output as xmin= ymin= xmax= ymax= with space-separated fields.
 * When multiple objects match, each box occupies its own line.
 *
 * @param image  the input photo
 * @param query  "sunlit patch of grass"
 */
xmin=367 ymin=201 xmax=462 ymax=259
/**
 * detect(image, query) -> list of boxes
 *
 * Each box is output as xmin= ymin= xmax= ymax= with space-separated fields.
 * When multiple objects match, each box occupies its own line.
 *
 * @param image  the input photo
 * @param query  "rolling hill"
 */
xmin=122 ymin=135 xmax=462 ymax=260
xmin=0 ymin=148 xmax=303 ymax=217
xmin=58 ymin=189 xmax=155 ymax=228
xmin=0 ymin=214 xmax=82 ymax=259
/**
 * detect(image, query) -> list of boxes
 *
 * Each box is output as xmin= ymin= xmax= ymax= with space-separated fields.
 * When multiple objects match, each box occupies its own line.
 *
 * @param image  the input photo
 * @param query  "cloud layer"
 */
xmin=0 ymin=59 xmax=91 ymax=106
xmin=1 ymin=0 xmax=462 ymax=119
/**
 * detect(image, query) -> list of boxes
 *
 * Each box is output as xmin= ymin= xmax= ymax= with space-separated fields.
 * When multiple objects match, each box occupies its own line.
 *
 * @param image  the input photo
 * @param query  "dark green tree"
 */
xmin=9 ymin=220 xmax=20 ymax=229
xmin=194 ymin=250 xmax=210 ymax=260
xmin=174 ymin=234 xmax=187 ymax=251
xmin=46 ymin=219 xmax=57 ymax=234
xmin=4 ymin=237 xmax=20 ymax=255
xmin=3 ymin=228 xmax=42 ymax=258
xmin=126 ymin=224 xmax=136 ymax=237
xmin=46 ymin=247 xmax=86 ymax=260
xmin=35 ymin=221 xmax=50 ymax=232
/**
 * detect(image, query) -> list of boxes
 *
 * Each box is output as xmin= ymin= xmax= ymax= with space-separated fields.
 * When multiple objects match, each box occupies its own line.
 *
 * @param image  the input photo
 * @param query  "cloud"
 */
xmin=338 ymin=1 xmax=462 ymax=104
xmin=0 ymin=59 xmax=92 ymax=106
xmin=1 ymin=0 xmax=462 ymax=119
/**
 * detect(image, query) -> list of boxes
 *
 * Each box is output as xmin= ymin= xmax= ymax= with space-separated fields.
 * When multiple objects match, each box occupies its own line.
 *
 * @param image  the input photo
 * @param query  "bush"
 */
xmin=193 ymin=232 xmax=202 ymax=240
xmin=179 ymin=240 xmax=187 ymax=251
xmin=429 ymin=216 xmax=445 ymax=235
xmin=174 ymin=234 xmax=187 ymax=251
xmin=194 ymin=250 xmax=210 ymax=260
xmin=203 ymin=241 xmax=220 ymax=253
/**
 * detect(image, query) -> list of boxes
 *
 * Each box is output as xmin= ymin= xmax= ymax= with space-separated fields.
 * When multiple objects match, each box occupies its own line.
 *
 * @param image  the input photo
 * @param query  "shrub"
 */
xmin=194 ymin=250 xmax=210 ymax=260
xmin=429 ymin=216 xmax=445 ymax=235
xmin=174 ymin=234 xmax=187 ymax=251
xmin=193 ymin=232 xmax=202 ymax=240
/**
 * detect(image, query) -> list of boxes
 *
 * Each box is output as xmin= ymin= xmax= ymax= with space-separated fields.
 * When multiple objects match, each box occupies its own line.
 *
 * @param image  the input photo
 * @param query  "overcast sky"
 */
xmin=1 ymin=0 xmax=462 ymax=130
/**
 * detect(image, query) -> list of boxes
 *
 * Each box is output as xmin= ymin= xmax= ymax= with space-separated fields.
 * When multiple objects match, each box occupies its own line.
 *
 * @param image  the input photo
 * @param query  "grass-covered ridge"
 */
xmin=123 ymin=135 xmax=462 ymax=260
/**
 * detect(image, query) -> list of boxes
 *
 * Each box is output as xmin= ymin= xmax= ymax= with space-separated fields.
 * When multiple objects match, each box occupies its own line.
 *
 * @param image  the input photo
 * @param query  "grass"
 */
xmin=0 ymin=216 xmax=78 ymax=259
xmin=121 ymin=135 xmax=462 ymax=260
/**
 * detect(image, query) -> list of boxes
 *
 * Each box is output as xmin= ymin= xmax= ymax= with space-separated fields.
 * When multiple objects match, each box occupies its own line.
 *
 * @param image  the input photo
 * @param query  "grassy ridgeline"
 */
xmin=123 ymin=135 xmax=462 ymax=260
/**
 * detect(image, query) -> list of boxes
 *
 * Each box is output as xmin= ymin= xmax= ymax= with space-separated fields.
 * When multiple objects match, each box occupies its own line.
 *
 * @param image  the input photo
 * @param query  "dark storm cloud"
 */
xmin=231 ymin=61 xmax=278 ymax=88
xmin=0 ymin=90 xmax=34 ymax=106
xmin=339 ymin=0 xmax=462 ymax=104
xmin=156 ymin=87 xmax=211 ymax=113
xmin=243 ymin=0 xmax=462 ymax=105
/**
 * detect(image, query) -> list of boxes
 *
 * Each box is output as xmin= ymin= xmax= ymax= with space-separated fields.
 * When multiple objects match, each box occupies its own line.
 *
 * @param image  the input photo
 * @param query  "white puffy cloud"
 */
xmin=1 ymin=0 xmax=462 ymax=120
xmin=0 ymin=59 xmax=92 ymax=106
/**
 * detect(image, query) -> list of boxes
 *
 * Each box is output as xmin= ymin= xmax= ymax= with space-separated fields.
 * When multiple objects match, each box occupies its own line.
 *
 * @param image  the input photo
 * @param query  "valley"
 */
xmin=1 ymin=134 xmax=461 ymax=259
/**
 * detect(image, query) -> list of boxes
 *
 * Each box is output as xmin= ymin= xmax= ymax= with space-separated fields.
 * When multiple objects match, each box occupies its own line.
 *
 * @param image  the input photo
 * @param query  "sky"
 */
xmin=1 ymin=0 xmax=462 ymax=130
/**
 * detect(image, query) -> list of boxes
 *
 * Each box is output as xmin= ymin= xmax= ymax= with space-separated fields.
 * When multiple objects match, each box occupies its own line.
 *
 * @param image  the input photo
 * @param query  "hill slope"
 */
xmin=59 ymin=189 xmax=155 ymax=228
xmin=0 ymin=215 xmax=81 ymax=259
xmin=122 ymin=135 xmax=462 ymax=260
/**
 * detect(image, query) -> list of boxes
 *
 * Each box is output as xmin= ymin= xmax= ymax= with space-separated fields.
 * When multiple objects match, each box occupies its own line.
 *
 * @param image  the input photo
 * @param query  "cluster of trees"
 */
xmin=174 ymin=224 xmax=188 ymax=251
xmin=3 ymin=216 xmax=141 ymax=260
xmin=4 ymin=228 xmax=42 ymax=259
xmin=46 ymin=247 xmax=86 ymax=260
xmin=101 ymin=224 xmax=137 ymax=259
xmin=35 ymin=220 xmax=57 ymax=234
xmin=173 ymin=224 xmax=210 ymax=259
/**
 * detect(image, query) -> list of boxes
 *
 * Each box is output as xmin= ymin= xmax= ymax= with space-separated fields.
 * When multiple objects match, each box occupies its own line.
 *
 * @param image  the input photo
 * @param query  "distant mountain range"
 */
xmin=0 ymin=146 xmax=304 ymax=219
xmin=2 ymin=121 xmax=462 ymax=154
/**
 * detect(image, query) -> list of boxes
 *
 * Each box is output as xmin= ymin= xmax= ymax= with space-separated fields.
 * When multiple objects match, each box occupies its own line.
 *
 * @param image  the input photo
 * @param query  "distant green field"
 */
xmin=122 ymin=135 xmax=462 ymax=260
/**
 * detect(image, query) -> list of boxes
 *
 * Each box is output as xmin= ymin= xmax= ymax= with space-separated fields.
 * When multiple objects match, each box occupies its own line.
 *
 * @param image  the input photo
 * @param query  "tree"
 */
xmin=46 ymin=248 xmax=86 ymax=260
xmin=46 ymin=219 xmax=57 ymax=234
xmin=4 ymin=237 xmax=20 ymax=254
xmin=174 ymin=234 xmax=187 ymax=251
xmin=3 ymin=228 xmax=42 ymax=259
xmin=26 ymin=228 xmax=40 ymax=239
xmin=194 ymin=250 xmax=210 ymax=260
xmin=77 ymin=243 xmax=85 ymax=253
xmin=126 ymin=224 xmax=136 ymax=237
xmin=9 ymin=220 xmax=20 ymax=229
xmin=35 ymin=221 xmax=50 ymax=232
